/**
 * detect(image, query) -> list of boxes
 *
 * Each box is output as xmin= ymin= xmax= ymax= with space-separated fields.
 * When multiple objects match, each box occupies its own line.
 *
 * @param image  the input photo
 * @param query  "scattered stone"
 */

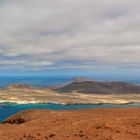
xmin=49 ymin=133 xmax=56 ymax=138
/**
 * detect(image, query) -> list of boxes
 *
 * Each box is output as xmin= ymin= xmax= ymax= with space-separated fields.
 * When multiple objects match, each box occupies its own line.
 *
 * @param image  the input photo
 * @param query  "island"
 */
xmin=0 ymin=79 xmax=140 ymax=105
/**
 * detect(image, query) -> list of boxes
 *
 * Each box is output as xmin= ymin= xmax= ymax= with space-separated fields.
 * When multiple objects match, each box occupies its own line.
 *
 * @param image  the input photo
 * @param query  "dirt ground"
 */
xmin=0 ymin=107 xmax=140 ymax=140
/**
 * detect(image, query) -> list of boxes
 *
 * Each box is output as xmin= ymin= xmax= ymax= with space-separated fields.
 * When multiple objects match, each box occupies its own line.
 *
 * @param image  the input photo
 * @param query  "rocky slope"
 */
xmin=0 ymin=108 xmax=140 ymax=140
xmin=56 ymin=81 xmax=140 ymax=94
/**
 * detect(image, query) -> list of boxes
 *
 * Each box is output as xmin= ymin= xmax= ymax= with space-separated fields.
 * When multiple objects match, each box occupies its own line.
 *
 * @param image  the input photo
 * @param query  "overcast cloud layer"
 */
xmin=0 ymin=0 xmax=140 ymax=74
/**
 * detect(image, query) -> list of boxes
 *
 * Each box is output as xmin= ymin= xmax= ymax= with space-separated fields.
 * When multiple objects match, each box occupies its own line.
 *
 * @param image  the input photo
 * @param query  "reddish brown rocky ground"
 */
xmin=0 ymin=108 xmax=140 ymax=140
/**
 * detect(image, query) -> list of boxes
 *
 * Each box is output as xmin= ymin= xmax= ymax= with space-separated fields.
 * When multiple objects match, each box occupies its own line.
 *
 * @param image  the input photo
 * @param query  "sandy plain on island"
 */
xmin=0 ymin=87 xmax=140 ymax=105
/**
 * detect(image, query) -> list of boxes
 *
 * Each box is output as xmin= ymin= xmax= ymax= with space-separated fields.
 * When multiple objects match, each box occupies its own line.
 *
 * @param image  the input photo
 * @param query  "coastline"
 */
xmin=0 ymin=100 xmax=140 ymax=106
xmin=0 ymin=102 xmax=140 ymax=122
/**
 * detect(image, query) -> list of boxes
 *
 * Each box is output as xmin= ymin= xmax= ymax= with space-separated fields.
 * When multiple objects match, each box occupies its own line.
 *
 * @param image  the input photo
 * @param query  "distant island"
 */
xmin=0 ymin=78 xmax=140 ymax=105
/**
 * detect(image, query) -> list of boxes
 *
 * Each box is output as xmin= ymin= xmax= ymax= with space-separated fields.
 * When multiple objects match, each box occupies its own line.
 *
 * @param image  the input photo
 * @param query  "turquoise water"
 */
xmin=0 ymin=103 xmax=140 ymax=121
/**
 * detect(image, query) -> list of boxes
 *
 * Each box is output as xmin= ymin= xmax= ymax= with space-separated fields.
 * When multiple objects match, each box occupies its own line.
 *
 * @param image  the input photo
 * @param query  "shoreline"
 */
xmin=0 ymin=101 xmax=140 ymax=106
xmin=0 ymin=102 xmax=140 ymax=122
xmin=0 ymin=97 xmax=140 ymax=106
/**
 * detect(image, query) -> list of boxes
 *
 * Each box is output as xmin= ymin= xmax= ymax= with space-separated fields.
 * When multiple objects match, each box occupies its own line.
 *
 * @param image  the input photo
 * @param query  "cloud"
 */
xmin=0 ymin=0 xmax=140 ymax=74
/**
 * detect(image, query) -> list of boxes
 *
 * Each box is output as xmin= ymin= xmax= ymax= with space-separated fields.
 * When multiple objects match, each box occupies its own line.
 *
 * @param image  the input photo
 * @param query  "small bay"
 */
xmin=0 ymin=103 xmax=140 ymax=121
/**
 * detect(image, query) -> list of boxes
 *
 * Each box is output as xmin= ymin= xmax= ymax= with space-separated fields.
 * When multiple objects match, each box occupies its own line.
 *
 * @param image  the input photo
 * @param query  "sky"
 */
xmin=0 ymin=0 xmax=140 ymax=80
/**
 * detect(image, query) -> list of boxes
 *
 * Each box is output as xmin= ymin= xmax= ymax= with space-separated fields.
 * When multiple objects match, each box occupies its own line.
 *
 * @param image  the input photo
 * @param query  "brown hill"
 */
xmin=0 ymin=108 xmax=140 ymax=140
xmin=56 ymin=81 xmax=140 ymax=94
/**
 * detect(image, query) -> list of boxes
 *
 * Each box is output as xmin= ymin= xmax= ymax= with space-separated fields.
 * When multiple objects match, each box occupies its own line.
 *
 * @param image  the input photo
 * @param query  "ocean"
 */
xmin=0 ymin=75 xmax=73 ymax=88
xmin=0 ymin=76 xmax=140 ymax=88
xmin=0 ymin=75 xmax=140 ymax=121
xmin=0 ymin=75 xmax=139 ymax=88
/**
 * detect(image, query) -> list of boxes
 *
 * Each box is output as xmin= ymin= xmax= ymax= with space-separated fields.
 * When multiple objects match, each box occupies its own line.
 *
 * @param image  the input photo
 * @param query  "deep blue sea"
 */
xmin=0 ymin=75 xmax=140 ymax=121
xmin=0 ymin=75 xmax=73 ymax=88
xmin=0 ymin=75 xmax=140 ymax=88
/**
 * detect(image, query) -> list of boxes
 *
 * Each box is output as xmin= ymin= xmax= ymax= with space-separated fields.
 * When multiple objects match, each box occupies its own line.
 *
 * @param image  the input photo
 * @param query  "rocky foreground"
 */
xmin=0 ymin=108 xmax=140 ymax=140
